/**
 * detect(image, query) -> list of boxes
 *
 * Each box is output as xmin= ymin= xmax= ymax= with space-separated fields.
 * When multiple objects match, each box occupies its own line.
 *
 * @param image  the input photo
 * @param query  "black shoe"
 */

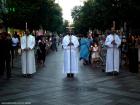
xmin=28 ymin=74 xmax=33 ymax=78
xmin=106 ymin=71 xmax=119 ymax=76
xmin=102 ymin=69 xmax=105 ymax=72
xmin=67 ymin=73 xmax=71 ymax=78
xmin=70 ymin=73 xmax=74 ymax=78
xmin=112 ymin=71 xmax=119 ymax=76
xmin=23 ymin=74 xmax=27 ymax=78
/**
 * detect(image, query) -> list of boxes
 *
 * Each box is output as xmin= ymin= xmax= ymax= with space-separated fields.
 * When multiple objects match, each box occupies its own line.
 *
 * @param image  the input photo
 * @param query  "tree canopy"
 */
xmin=6 ymin=0 xmax=64 ymax=33
xmin=72 ymin=0 xmax=140 ymax=34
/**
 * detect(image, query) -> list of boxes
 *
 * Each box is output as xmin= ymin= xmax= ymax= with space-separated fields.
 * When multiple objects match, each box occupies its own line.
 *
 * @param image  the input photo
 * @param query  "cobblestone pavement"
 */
xmin=0 ymin=46 xmax=140 ymax=105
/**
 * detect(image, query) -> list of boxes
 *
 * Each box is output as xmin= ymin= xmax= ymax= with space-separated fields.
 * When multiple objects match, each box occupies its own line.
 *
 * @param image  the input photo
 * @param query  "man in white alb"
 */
xmin=62 ymin=32 xmax=79 ymax=78
xmin=21 ymin=30 xmax=36 ymax=77
xmin=105 ymin=28 xmax=121 ymax=75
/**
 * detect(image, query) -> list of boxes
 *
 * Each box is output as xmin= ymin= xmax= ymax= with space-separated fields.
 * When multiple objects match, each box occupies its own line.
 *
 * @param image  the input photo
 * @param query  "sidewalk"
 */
xmin=0 ymin=46 xmax=140 ymax=105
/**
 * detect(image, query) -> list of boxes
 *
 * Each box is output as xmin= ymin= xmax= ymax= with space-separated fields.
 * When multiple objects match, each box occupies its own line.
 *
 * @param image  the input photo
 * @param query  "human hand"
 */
xmin=26 ymin=48 xmax=31 ymax=51
xmin=68 ymin=43 xmax=74 ymax=46
xmin=111 ymin=40 xmax=117 ymax=45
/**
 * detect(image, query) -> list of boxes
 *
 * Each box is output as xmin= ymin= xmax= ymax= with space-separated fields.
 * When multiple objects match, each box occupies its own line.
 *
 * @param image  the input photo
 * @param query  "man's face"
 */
xmin=26 ymin=31 xmax=30 ymax=36
xmin=111 ymin=28 xmax=115 ymax=34
xmin=67 ymin=32 xmax=70 ymax=36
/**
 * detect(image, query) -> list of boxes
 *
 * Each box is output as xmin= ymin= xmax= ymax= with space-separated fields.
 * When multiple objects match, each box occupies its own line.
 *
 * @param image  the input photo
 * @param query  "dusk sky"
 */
xmin=55 ymin=0 xmax=85 ymax=23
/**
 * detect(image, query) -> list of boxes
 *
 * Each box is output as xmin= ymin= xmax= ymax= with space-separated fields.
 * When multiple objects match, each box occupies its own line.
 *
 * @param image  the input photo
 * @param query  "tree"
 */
xmin=72 ymin=0 xmax=140 ymax=33
xmin=6 ymin=0 xmax=64 ymax=33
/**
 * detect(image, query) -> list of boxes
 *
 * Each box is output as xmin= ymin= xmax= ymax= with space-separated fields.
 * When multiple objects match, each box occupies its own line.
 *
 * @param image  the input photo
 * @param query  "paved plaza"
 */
xmin=0 ymin=46 xmax=140 ymax=105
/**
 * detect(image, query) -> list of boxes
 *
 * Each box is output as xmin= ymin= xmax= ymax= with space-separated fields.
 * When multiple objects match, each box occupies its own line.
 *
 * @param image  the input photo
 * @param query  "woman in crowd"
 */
xmin=79 ymin=34 xmax=90 ymax=65
xmin=37 ymin=37 xmax=46 ymax=66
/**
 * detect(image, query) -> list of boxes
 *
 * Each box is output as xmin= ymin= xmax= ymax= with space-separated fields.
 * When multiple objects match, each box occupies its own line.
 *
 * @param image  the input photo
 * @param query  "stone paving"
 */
xmin=0 ymin=46 xmax=140 ymax=105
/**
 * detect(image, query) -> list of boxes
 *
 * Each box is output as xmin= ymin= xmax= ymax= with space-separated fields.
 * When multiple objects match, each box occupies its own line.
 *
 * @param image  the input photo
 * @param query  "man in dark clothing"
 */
xmin=0 ymin=28 xmax=12 ymax=79
xmin=37 ymin=37 xmax=46 ymax=66
xmin=51 ymin=35 xmax=57 ymax=51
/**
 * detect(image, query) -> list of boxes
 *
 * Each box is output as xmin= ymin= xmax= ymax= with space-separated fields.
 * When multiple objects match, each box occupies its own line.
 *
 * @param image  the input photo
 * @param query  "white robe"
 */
xmin=105 ymin=34 xmax=121 ymax=72
xmin=21 ymin=35 xmax=36 ymax=74
xmin=62 ymin=35 xmax=79 ymax=74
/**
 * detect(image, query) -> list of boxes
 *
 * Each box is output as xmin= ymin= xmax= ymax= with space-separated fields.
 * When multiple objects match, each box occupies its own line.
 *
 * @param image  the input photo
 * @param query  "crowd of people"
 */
xmin=79 ymin=28 xmax=140 ymax=75
xmin=0 ymin=22 xmax=62 ymax=79
xmin=20 ymin=31 xmax=63 ymax=77
xmin=62 ymin=27 xmax=128 ymax=78
xmin=0 ymin=21 xmax=140 ymax=79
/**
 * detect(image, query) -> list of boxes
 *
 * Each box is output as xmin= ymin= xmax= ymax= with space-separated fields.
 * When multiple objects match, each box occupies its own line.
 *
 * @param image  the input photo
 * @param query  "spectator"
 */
xmin=0 ymin=24 xmax=12 ymax=79
xmin=11 ymin=33 xmax=19 ymax=67
xmin=79 ymin=34 xmax=90 ymax=65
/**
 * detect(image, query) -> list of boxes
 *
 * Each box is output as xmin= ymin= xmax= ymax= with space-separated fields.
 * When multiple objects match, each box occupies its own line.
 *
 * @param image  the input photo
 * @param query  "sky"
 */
xmin=55 ymin=0 xmax=85 ymax=24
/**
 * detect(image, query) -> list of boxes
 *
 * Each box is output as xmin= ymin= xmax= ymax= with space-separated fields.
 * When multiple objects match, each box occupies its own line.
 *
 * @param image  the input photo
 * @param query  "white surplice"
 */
xmin=21 ymin=34 xmax=36 ymax=74
xmin=62 ymin=35 xmax=79 ymax=74
xmin=105 ymin=34 xmax=121 ymax=72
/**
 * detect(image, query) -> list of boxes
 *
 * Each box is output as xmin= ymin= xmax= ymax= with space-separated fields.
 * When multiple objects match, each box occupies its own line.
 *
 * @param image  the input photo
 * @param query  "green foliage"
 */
xmin=72 ymin=0 xmax=140 ymax=34
xmin=6 ymin=0 xmax=64 ymax=33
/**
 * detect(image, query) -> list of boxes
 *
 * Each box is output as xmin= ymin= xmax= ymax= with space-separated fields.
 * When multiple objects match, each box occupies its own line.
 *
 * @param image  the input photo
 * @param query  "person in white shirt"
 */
xmin=11 ymin=34 xmax=19 ymax=58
